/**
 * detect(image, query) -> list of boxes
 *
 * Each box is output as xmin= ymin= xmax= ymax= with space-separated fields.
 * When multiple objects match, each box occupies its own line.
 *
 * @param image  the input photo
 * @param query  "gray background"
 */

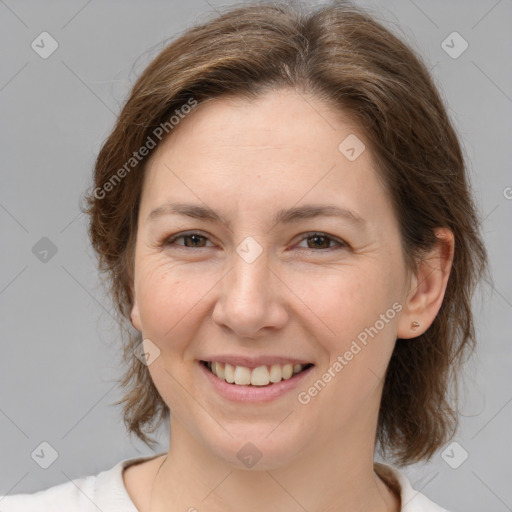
xmin=1 ymin=0 xmax=511 ymax=510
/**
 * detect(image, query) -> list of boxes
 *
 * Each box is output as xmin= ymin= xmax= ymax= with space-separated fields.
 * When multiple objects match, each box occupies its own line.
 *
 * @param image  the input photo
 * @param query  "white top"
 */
xmin=0 ymin=453 xmax=450 ymax=511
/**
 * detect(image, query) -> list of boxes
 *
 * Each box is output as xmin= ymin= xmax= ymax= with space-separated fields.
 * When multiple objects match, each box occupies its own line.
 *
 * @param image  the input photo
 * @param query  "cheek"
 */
xmin=135 ymin=261 xmax=198 ymax=344
xmin=296 ymin=271 xmax=401 ymax=431
xmin=312 ymin=265 xmax=398 ymax=335
xmin=306 ymin=263 xmax=401 ymax=380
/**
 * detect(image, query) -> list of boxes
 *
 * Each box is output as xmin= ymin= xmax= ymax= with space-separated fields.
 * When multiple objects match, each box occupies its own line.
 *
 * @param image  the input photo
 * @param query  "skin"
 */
xmin=126 ymin=89 xmax=454 ymax=512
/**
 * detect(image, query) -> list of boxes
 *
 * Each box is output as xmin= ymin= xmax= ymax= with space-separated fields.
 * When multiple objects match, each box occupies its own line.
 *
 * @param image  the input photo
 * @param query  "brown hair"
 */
xmin=82 ymin=0 xmax=488 ymax=466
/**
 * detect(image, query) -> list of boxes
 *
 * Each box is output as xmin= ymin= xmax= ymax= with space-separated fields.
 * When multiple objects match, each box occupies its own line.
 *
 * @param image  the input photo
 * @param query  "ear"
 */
xmin=129 ymin=281 xmax=142 ymax=333
xmin=397 ymin=227 xmax=454 ymax=339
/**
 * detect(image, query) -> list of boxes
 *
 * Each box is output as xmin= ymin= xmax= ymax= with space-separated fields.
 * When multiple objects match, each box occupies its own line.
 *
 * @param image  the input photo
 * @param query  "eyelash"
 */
xmin=163 ymin=231 xmax=348 ymax=253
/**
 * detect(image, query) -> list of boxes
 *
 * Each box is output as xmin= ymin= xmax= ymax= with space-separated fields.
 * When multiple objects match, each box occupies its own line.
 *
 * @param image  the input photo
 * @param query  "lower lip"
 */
xmin=198 ymin=361 xmax=314 ymax=403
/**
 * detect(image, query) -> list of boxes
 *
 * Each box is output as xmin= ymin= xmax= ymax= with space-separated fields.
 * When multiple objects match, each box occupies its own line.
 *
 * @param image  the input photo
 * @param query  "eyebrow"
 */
xmin=147 ymin=201 xmax=366 ymax=228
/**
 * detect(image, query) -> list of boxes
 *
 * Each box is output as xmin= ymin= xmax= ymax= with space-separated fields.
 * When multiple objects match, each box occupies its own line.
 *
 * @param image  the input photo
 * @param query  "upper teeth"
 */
xmin=208 ymin=362 xmax=306 ymax=386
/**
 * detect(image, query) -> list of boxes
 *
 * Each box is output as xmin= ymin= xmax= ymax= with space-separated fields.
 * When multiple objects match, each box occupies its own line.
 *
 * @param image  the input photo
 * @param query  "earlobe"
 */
xmin=397 ymin=228 xmax=454 ymax=339
xmin=130 ymin=301 xmax=142 ymax=332
xmin=129 ymin=281 xmax=142 ymax=332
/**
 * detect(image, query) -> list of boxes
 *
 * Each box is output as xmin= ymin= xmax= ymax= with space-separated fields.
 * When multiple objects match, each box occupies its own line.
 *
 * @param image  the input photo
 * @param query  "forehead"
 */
xmin=140 ymin=90 xmax=392 ymax=227
xmin=150 ymin=90 xmax=365 ymax=160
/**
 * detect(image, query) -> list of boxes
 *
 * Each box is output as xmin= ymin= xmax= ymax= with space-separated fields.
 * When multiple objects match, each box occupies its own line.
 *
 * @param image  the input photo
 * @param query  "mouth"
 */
xmin=200 ymin=360 xmax=314 ymax=387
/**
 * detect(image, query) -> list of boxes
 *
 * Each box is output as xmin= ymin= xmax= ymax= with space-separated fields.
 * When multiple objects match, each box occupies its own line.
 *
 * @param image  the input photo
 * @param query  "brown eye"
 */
xmin=181 ymin=234 xmax=207 ymax=247
xmin=163 ymin=231 xmax=347 ymax=252
xmin=165 ymin=232 xmax=212 ymax=248
xmin=306 ymin=234 xmax=331 ymax=249
xmin=296 ymin=232 xmax=347 ymax=252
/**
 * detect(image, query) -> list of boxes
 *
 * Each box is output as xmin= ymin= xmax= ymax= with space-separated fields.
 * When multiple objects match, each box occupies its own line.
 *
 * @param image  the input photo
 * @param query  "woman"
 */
xmin=0 ymin=1 xmax=487 ymax=511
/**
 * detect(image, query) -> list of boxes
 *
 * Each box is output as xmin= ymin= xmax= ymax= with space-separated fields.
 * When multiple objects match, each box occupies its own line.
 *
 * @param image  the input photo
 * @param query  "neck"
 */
xmin=149 ymin=413 xmax=399 ymax=512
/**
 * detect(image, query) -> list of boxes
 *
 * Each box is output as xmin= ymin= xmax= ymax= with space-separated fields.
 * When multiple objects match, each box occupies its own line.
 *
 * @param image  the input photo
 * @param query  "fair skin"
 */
xmin=126 ymin=89 xmax=454 ymax=512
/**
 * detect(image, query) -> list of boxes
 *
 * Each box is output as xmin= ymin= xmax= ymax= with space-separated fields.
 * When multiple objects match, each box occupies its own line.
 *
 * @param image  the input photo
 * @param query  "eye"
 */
xmin=295 ymin=232 xmax=347 ymax=252
xmin=163 ymin=231 xmax=348 ymax=252
xmin=164 ymin=231 xmax=214 ymax=248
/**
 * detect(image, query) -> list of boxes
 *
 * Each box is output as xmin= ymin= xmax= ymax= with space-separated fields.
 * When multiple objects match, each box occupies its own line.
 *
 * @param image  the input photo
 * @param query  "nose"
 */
xmin=211 ymin=247 xmax=289 ymax=339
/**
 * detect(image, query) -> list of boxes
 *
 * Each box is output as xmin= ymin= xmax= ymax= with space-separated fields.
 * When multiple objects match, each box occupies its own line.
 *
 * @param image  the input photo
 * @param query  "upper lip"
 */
xmin=199 ymin=355 xmax=314 ymax=368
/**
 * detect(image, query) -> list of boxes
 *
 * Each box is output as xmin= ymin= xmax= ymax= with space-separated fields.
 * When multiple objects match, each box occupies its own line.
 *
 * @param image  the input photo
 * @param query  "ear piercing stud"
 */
xmin=411 ymin=321 xmax=420 ymax=330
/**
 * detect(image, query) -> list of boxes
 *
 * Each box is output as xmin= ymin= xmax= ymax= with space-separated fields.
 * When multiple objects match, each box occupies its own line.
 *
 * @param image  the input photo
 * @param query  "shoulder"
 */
xmin=0 ymin=473 xmax=95 ymax=512
xmin=0 ymin=454 xmax=164 ymax=512
xmin=374 ymin=462 xmax=452 ymax=512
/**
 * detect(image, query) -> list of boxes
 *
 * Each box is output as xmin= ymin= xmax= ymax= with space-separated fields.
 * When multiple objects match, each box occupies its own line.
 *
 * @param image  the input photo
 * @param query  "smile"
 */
xmin=201 ymin=360 xmax=314 ymax=386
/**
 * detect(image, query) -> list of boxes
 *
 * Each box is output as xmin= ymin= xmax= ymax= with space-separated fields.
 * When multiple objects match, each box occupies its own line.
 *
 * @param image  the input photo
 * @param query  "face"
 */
xmin=130 ymin=89 xmax=412 ymax=470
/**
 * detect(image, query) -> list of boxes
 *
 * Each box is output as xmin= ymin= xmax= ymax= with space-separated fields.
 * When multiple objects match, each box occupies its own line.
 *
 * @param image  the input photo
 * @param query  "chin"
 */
xmin=204 ymin=426 xmax=310 ymax=471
